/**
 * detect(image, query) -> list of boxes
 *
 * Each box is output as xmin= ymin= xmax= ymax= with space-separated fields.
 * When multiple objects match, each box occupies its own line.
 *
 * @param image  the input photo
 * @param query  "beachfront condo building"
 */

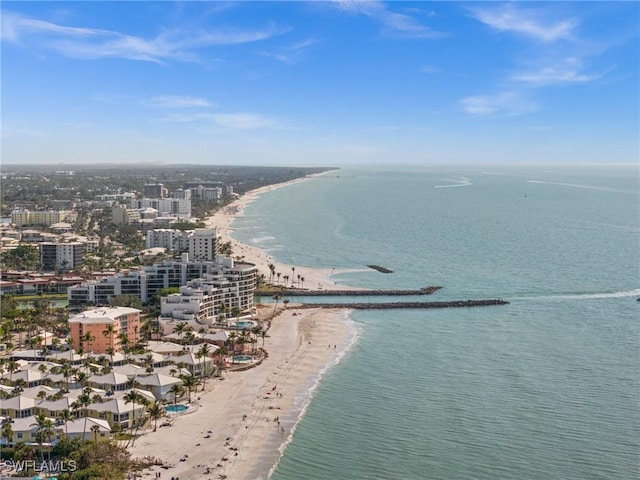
xmin=68 ymin=306 xmax=142 ymax=354
xmin=188 ymin=228 xmax=219 ymax=261
xmin=68 ymin=255 xmax=257 ymax=312
xmin=145 ymin=227 xmax=219 ymax=257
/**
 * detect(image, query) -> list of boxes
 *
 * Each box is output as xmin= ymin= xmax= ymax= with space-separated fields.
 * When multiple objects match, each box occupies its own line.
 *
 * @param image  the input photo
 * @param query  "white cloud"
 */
xmin=331 ymin=0 xmax=444 ymax=39
xmin=511 ymin=57 xmax=607 ymax=87
xmin=260 ymin=37 xmax=319 ymax=64
xmin=1 ymin=11 xmax=286 ymax=63
xmin=212 ymin=113 xmax=279 ymax=129
xmin=470 ymin=4 xmax=577 ymax=42
xmin=459 ymin=91 xmax=537 ymax=117
xmin=146 ymin=95 xmax=214 ymax=108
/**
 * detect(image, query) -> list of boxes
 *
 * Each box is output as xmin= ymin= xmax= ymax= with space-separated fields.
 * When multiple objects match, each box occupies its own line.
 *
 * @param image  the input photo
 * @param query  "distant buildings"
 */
xmin=11 ymin=209 xmax=67 ymax=228
xmin=143 ymin=183 xmax=168 ymax=199
xmin=68 ymin=306 xmax=142 ymax=354
xmin=40 ymin=242 xmax=85 ymax=272
xmin=129 ymin=198 xmax=191 ymax=219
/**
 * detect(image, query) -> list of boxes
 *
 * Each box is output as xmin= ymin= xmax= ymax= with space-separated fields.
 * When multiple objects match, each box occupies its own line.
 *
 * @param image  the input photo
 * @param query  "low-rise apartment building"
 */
xmin=68 ymin=307 xmax=142 ymax=354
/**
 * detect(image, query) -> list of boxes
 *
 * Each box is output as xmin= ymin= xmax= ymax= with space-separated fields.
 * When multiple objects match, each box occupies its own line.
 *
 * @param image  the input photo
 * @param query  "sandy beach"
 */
xmin=130 ymin=175 xmax=356 ymax=479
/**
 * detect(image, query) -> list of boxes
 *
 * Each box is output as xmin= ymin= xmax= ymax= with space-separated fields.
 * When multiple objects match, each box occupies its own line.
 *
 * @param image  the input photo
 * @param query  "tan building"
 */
xmin=11 ymin=209 xmax=66 ymax=227
xmin=68 ymin=307 xmax=142 ymax=354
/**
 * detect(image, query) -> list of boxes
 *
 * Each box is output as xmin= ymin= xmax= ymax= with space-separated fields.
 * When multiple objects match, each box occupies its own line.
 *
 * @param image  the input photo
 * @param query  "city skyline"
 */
xmin=2 ymin=1 xmax=638 ymax=166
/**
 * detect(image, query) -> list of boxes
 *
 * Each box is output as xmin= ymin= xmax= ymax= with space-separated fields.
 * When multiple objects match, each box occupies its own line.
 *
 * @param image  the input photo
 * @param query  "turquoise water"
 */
xmin=233 ymin=355 xmax=253 ymax=363
xmin=165 ymin=404 xmax=188 ymax=413
xmin=232 ymin=165 xmax=640 ymax=480
xmin=234 ymin=321 xmax=258 ymax=329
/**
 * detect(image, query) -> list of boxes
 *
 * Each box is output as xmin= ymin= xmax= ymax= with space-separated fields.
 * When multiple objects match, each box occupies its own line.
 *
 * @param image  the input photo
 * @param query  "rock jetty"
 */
xmin=258 ymin=286 xmax=442 ymax=297
xmin=297 ymin=299 xmax=508 ymax=309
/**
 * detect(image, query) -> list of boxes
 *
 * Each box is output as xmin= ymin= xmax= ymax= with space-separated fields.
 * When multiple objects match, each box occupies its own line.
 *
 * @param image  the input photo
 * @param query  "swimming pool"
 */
xmin=234 ymin=320 xmax=257 ymax=329
xmin=233 ymin=355 xmax=253 ymax=363
xmin=165 ymin=404 xmax=188 ymax=413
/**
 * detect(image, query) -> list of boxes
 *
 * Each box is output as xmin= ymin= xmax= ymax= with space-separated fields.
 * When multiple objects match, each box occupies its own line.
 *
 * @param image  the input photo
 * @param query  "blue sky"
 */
xmin=2 ymin=1 xmax=638 ymax=166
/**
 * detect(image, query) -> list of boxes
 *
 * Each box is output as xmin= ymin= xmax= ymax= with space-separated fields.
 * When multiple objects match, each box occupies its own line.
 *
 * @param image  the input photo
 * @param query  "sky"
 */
xmin=1 ymin=1 xmax=638 ymax=166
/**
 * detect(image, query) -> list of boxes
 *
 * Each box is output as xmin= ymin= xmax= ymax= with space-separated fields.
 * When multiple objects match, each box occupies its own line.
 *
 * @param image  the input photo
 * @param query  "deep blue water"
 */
xmin=232 ymin=165 xmax=640 ymax=480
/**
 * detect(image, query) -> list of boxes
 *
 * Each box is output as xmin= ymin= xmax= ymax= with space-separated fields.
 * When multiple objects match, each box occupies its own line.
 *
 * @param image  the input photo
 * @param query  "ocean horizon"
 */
xmin=231 ymin=164 xmax=639 ymax=480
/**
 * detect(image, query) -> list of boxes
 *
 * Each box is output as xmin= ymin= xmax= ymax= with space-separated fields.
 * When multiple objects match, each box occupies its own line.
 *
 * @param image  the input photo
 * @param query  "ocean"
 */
xmin=231 ymin=165 xmax=639 ymax=480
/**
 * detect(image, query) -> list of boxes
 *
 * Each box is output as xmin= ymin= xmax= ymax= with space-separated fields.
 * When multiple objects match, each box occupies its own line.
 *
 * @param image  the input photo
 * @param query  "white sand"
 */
xmin=130 ymin=307 xmax=353 ymax=480
xmin=131 ymin=175 xmax=358 ymax=479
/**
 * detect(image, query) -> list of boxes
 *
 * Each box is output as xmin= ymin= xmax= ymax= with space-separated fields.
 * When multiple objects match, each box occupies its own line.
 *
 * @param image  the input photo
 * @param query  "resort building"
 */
xmin=68 ymin=307 xmax=142 ymax=354
xmin=67 ymin=255 xmax=257 ymax=311
xmin=64 ymin=417 xmax=112 ymax=442
xmin=160 ymin=281 xmax=221 ymax=324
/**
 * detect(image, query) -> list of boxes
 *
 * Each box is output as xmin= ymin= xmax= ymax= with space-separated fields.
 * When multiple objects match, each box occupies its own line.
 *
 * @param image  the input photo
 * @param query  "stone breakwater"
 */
xmin=296 ymin=299 xmax=509 ymax=309
xmin=258 ymin=286 xmax=443 ymax=296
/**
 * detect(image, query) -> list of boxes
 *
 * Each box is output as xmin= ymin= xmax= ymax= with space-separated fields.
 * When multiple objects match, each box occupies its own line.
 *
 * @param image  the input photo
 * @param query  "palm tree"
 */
xmin=300 ymin=276 xmax=305 ymax=289
xmin=272 ymin=294 xmax=282 ymax=318
xmin=59 ymin=361 xmax=73 ymax=393
xmin=31 ymin=412 xmax=56 ymax=462
xmin=82 ymin=331 xmax=96 ymax=350
xmin=59 ymin=409 xmax=72 ymax=437
xmin=291 ymin=267 xmax=295 ymax=286
xmin=174 ymin=322 xmax=187 ymax=344
xmin=216 ymin=345 xmax=228 ymax=369
xmin=196 ymin=343 xmax=212 ymax=391
xmin=77 ymin=388 xmax=92 ymax=440
xmin=169 ymin=383 xmax=183 ymax=406
xmin=268 ymin=263 xmax=276 ymax=283
xmin=180 ymin=374 xmax=198 ymax=403
xmin=227 ymin=332 xmax=237 ymax=362
xmin=118 ymin=331 xmax=130 ymax=358
xmin=276 ymin=272 xmax=281 ymax=285
xmin=123 ymin=390 xmax=141 ymax=436
xmin=1 ymin=417 xmax=13 ymax=447
xmin=147 ymin=401 xmax=165 ymax=432
xmin=74 ymin=371 xmax=88 ymax=389
xmin=102 ymin=324 xmax=115 ymax=363
xmin=106 ymin=347 xmax=115 ymax=367
xmin=6 ymin=360 xmax=19 ymax=382
xmin=90 ymin=423 xmax=101 ymax=443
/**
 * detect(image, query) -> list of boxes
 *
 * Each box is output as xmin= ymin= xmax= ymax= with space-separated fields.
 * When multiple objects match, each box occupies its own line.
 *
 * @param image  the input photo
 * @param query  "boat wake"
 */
xmin=434 ymin=177 xmax=472 ymax=188
xmin=513 ymin=288 xmax=640 ymax=301
xmin=525 ymin=180 xmax=622 ymax=193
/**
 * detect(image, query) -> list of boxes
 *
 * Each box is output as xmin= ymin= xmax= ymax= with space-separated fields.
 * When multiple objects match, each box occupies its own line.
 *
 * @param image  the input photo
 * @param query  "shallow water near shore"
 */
xmin=232 ymin=165 xmax=640 ymax=480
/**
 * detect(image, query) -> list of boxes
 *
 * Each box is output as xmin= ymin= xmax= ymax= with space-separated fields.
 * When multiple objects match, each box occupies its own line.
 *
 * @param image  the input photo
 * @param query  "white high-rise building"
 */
xmin=188 ymin=228 xmax=218 ymax=262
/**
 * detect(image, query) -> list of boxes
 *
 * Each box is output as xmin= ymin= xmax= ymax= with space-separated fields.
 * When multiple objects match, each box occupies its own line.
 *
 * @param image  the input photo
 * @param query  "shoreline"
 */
xmin=131 ymin=174 xmax=360 ymax=479
xmin=130 ymin=307 xmax=356 ymax=480
xmin=205 ymin=172 xmax=360 ymax=293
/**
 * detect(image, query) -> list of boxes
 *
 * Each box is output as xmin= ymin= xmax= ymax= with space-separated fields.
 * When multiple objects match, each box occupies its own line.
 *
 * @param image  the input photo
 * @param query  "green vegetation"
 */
xmin=1 ymin=244 xmax=40 ymax=270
